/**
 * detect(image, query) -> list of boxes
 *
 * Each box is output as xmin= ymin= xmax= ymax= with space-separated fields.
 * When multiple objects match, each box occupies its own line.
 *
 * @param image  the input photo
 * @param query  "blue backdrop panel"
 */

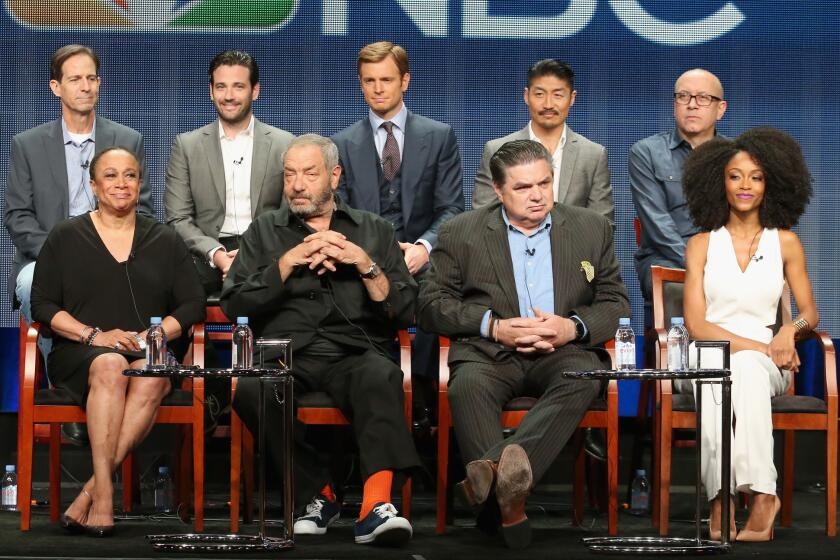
xmin=1 ymin=1 xmax=838 ymax=412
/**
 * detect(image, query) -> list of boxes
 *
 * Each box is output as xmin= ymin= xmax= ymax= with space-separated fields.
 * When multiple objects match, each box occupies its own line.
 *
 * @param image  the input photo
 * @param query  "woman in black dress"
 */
xmin=31 ymin=147 xmax=205 ymax=536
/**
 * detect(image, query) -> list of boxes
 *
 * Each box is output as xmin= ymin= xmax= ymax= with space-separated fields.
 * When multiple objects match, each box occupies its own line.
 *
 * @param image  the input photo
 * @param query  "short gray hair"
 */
xmin=490 ymin=139 xmax=553 ymax=187
xmin=283 ymin=133 xmax=339 ymax=171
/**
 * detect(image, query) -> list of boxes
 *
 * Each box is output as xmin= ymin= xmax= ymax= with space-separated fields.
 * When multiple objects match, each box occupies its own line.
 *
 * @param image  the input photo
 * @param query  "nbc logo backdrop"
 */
xmin=5 ymin=0 xmax=298 ymax=31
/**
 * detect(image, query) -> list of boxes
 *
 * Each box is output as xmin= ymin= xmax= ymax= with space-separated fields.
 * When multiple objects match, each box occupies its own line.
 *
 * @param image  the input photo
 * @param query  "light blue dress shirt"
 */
xmin=62 ymin=119 xmax=96 ymax=217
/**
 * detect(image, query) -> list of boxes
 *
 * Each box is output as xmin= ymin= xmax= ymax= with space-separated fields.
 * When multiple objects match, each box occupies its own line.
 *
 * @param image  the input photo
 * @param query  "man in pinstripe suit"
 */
xmin=418 ymin=140 xmax=629 ymax=548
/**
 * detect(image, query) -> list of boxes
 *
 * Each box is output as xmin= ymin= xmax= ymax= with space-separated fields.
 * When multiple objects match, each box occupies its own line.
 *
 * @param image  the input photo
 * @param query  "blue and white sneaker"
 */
xmin=293 ymin=494 xmax=340 ymax=535
xmin=353 ymin=502 xmax=412 ymax=545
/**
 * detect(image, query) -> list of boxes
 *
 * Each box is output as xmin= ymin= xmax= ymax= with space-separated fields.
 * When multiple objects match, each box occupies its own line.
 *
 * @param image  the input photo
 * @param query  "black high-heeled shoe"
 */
xmin=85 ymin=524 xmax=115 ymax=538
xmin=60 ymin=514 xmax=85 ymax=534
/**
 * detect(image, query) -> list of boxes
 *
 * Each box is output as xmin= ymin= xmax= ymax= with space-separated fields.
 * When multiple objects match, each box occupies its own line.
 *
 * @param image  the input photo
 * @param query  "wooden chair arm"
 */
xmin=804 ymin=330 xmax=837 ymax=399
xmin=398 ymin=329 xmax=412 ymax=422
xmin=20 ymin=322 xmax=42 ymax=406
xmin=438 ymin=337 xmax=451 ymax=396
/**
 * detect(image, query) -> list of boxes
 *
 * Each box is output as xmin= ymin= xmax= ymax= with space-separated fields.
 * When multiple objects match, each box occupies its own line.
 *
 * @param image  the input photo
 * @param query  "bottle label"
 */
xmin=631 ymin=491 xmax=649 ymax=511
xmin=616 ymin=341 xmax=636 ymax=369
xmin=2 ymin=485 xmax=16 ymax=507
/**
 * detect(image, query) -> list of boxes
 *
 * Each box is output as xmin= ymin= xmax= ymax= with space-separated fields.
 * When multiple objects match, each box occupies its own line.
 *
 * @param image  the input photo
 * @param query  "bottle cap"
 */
xmin=236 ymin=317 xmax=249 ymax=325
xmin=635 ymin=468 xmax=646 ymax=476
xmin=159 ymin=466 xmax=169 ymax=474
xmin=619 ymin=317 xmax=631 ymax=326
xmin=671 ymin=317 xmax=684 ymax=326
xmin=150 ymin=317 xmax=162 ymax=325
xmin=5 ymin=465 xmax=14 ymax=473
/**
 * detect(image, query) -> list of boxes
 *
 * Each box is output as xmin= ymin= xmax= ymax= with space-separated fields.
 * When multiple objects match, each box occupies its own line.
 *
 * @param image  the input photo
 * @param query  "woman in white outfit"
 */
xmin=681 ymin=127 xmax=818 ymax=542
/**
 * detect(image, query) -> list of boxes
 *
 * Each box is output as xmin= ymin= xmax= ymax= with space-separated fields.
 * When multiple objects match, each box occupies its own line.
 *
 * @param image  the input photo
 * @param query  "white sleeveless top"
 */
xmin=703 ymin=227 xmax=783 ymax=345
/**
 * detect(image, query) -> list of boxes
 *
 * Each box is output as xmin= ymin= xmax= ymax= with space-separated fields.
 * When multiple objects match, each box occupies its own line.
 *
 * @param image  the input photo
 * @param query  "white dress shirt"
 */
xmin=528 ymin=122 xmax=567 ymax=202
xmin=219 ymin=116 xmax=255 ymax=237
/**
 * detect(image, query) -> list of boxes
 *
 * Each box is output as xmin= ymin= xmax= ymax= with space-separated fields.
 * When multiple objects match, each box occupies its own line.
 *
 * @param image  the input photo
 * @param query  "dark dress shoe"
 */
xmin=475 ymin=498 xmax=501 ymax=536
xmin=583 ymin=428 xmax=607 ymax=462
xmin=461 ymin=459 xmax=496 ymax=506
xmin=60 ymin=514 xmax=85 ymax=534
xmin=61 ymin=423 xmax=89 ymax=446
xmin=496 ymin=444 xmax=533 ymax=549
xmin=85 ymin=525 xmax=115 ymax=538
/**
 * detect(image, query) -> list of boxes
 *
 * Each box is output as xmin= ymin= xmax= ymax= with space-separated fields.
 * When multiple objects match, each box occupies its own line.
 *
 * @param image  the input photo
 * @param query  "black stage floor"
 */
xmin=1 ymin=489 xmax=838 ymax=559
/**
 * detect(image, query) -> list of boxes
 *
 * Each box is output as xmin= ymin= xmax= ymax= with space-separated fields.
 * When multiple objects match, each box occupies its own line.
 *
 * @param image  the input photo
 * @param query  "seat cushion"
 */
xmin=771 ymin=394 xmax=827 ymax=414
xmin=502 ymin=396 xmax=607 ymax=412
xmin=660 ymin=393 xmax=827 ymax=415
xmin=35 ymin=387 xmax=193 ymax=407
xmin=297 ymin=391 xmax=338 ymax=408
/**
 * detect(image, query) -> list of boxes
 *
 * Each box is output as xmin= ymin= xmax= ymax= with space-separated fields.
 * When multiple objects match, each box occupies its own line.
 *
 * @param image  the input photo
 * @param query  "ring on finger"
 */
xmin=115 ymin=342 xmax=122 ymax=350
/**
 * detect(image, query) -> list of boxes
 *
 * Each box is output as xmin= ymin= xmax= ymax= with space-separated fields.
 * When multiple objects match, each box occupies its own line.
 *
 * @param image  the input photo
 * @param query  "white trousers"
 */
xmin=677 ymin=348 xmax=789 ymax=501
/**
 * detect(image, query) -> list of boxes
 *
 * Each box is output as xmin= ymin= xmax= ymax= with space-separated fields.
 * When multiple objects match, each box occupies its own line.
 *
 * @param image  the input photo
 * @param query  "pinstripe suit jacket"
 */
xmin=418 ymin=201 xmax=629 ymax=364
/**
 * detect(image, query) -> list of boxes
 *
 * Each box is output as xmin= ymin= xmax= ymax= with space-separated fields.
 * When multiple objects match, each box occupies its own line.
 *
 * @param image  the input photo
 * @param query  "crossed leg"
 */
xmin=63 ymin=355 xmax=170 ymax=527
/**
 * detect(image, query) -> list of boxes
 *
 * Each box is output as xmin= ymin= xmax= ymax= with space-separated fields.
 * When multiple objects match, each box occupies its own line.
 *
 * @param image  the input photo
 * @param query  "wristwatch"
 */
xmin=360 ymin=261 xmax=381 ymax=279
xmin=570 ymin=316 xmax=586 ymax=342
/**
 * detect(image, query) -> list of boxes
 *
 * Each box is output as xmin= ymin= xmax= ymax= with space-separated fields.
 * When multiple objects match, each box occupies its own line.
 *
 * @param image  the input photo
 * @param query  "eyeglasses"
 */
xmin=674 ymin=92 xmax=722 ymax=106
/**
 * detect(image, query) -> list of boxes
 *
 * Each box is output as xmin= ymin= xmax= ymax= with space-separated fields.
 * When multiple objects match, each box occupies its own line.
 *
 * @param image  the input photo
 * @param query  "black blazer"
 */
xmin=332 ymin=111 xmax=464 ymax=248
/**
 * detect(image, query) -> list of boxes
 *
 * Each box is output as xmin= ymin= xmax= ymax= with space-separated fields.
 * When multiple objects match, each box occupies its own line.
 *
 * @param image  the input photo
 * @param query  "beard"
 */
xmin=215 ymin=97 xmax=253 ymax=127
xmin=288 ymin=183 xmax=334 ymax=219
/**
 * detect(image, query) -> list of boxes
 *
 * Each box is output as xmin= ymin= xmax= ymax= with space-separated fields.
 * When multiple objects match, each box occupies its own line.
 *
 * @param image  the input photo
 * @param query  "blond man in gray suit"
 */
xmin=419 ymin=140 xmax=629 ymax=549
xmin=471 ymin=60 xmax=613 ymax=225
xmin=166 ymin=50 xmax=294 ymax=295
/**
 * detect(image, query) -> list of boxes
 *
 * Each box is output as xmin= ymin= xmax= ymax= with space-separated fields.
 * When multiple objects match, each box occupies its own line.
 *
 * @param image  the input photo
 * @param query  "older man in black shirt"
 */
xmin=221 ymin=134 xmax=419 ymax=546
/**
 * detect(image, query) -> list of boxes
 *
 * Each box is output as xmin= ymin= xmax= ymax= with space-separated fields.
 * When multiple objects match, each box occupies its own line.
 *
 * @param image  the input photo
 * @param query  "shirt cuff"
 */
xmin=415 ymin=239 xmax=432 ymax=254
xmin=480 ymin=309 xmax=492 ymax=338
xmin=206 ymin=245 xmax=224 ymax=268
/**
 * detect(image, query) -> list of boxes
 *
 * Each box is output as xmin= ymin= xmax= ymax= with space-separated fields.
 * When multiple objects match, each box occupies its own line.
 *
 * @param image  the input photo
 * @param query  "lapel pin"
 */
xmin=580 ymin=260 xmax=594 ymax=283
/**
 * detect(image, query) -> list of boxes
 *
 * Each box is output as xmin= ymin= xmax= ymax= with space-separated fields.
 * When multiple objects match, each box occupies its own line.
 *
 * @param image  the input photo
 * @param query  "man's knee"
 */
xmin=15 ymin=262 xmax=36 ymax=323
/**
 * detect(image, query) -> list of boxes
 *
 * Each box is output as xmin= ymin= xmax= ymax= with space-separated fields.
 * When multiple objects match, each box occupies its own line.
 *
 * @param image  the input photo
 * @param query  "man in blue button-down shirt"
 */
xmin=419 ymin=140 xmax=629 ymax=548
xmin=630 ymin=68 xmax=728 ymax=303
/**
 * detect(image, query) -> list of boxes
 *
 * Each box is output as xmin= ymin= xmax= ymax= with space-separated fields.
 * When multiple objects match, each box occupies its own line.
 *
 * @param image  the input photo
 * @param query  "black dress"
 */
xmin=31 ymin=213 xmax=206 ymax=407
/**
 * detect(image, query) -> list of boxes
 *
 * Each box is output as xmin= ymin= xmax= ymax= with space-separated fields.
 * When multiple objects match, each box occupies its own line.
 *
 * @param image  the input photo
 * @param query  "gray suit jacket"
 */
xmin=418 ymin=202 xmax=629 ymax=364
xmin=471 ymin=126 xmax=614 ymax=224
xmin=332 ymin=111 xmax=464 ymax=248
xmin=165 ymin=118 xmax=294 ymax=258
xmin=4 ymin=116 xmax=152 ymax=300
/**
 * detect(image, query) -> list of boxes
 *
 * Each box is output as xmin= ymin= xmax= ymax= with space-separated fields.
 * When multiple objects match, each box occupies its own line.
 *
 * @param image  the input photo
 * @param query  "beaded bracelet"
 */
xmin=85 ymin=327 xmax=102 ymax=346
xmin=79 ymin=325 xmax=92 ymax=343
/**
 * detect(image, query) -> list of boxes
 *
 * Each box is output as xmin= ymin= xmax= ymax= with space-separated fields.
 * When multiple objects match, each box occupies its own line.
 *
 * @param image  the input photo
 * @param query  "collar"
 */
xmin=61 ymin=117 xmax=96 ymax=145
xmin=501 ymin=206 xmax=553 ymax=235
xmin=669 ymin=127 xmax=721 ymax=150
xmin=368 ymin=103 xmax=408 ymax=133
xmin=275 ymin=195 xmax=363 ymax=227
xmin=218 ymin=115 xmax=255 ymax=141
xmin=527 ymin=122 xmax=567 ymax=151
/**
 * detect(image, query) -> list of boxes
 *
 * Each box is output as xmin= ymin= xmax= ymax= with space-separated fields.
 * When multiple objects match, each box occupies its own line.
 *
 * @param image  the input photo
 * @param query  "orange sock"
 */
xmin=359 ymin=470 xmax=393 ymax=519
xmin=320 ymin=484 xmax=335 ymax=503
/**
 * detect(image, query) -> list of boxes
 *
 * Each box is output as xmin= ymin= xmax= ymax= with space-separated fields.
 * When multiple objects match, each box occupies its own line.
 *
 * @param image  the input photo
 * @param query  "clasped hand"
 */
xmin=283 ymin=231 xmax=371 ymax=276
xmin=766 ymin=325 xmax=800 ymax=371
xmin=495 ymin=308 xmax=577 ymax=353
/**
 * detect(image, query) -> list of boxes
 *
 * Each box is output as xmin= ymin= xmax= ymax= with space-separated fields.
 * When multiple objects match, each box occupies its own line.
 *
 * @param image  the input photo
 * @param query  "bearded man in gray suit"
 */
xmin=471 ymin=59 xmax=613 ymax=225
xmin=5 ymin=44 xmax=153 ymax=325
xmin=166 ymin=50 xmax=294 ymax=295
xmin=419 ymin=140 xmax=629 ymax=549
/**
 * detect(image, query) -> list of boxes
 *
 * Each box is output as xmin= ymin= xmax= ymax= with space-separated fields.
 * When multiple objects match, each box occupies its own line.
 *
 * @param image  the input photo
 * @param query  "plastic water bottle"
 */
xmin=146 ymin=317 xmax=167 ymax=369
xmin=667 ymin=317 xmax=690 ymax=371
xmin=629 ymin=469 xmax=650 ymax=515
xmin=615 ymin=318 xmax=636 ymax=370
xmin=154 ymin=466 xmax=173 ymax=513
xmin=1 ymin=465 xmax=17 ymax=511
xmin=231 ymin=317 xmax=253 ymax=369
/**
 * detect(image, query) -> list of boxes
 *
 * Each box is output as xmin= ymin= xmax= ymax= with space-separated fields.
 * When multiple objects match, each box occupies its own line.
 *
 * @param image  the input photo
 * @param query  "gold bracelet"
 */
xmin=792 ymin=317 xmax=810 ymax=334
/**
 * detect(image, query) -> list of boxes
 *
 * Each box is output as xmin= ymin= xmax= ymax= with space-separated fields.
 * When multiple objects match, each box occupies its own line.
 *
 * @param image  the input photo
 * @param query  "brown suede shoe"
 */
xmin=458 ymin=459 xmax=497 ymax=507
xmin=496 ymin=444 xmax=533 ymax=549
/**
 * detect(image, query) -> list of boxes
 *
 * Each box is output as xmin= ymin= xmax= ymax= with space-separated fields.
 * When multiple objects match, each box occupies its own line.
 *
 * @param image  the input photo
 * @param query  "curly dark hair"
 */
xmin=683 ymin=127 xmax=812 ymax=230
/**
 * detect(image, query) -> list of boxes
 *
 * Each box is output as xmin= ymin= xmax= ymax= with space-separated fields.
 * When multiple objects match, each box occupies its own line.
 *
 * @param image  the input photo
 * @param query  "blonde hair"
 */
xmin=357 ymin=41 xmax=409 ymax=76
